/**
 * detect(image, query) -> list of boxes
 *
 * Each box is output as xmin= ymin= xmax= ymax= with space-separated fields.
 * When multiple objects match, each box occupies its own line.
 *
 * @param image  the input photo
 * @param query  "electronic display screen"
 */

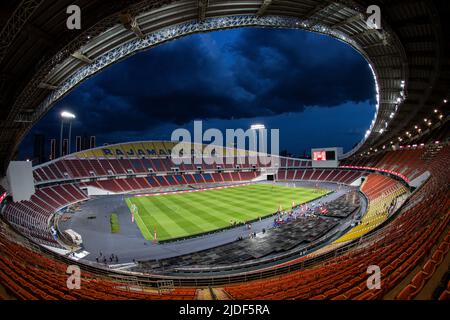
xmin=313 ymin=150 xmax=336 ymax=161
xmin=313 ymin=151 xmax=326 ymax=161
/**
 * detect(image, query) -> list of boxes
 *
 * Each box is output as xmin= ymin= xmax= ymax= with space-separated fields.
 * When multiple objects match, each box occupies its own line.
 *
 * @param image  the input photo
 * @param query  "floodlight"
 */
xmin=250 ymin=124 xmax=265 ymax=130
xmin=61 ymin=111 xmax=76 ymax=119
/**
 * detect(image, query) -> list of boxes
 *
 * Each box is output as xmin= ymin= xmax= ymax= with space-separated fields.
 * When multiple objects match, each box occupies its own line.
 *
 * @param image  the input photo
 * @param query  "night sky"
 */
xmin=20 ymin=27 xmax=376 ymax=160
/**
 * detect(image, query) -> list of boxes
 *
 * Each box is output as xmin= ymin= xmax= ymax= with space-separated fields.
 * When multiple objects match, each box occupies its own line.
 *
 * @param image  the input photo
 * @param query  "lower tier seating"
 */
xmin=224 ymin=176 xmax=449 ymax=300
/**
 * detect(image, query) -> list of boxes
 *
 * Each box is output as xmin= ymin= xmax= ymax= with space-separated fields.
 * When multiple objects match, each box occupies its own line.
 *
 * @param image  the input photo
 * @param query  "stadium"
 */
xmin=0 ymin=0 xmax=449 ymax=304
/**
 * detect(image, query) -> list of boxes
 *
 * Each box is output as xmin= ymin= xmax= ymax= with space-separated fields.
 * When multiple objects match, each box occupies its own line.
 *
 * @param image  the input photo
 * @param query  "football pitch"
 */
xmin=125 ymin=184 xmax=328 ymax=242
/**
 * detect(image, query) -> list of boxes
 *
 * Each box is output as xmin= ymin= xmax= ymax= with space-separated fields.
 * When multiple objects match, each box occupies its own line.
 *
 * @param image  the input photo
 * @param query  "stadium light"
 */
xmin=61 ymin=111 xmax=76 ymax=119
xmin=60 ymin=111 xmax=76 ymax=157
xmin=249 ymin=124 xmax=265 ymax=153
xmin=250 ymin=124 xmax=265 ymax=130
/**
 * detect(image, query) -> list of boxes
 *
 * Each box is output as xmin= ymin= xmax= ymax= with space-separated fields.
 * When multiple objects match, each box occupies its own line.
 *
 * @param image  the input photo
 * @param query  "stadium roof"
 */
xmin=0 ymin=0 xmax=449 ymax=173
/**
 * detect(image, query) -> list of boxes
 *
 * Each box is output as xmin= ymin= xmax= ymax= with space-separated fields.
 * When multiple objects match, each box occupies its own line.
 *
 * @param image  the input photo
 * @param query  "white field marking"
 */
xmin=133 ymin=183 xmax=251 ymax=198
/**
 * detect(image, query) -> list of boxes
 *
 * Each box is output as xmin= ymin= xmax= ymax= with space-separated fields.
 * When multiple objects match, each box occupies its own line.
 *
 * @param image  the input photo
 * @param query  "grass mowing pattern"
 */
xmin=110 ymin=213 xmax=120 ymax=234
xmin=125 ymin=184 xmax=328 ymax=241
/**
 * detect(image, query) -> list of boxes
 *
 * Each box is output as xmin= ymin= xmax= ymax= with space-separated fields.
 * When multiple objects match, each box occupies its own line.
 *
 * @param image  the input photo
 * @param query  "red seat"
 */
xmin=431 ymin=250 xmax=444 ymax=264
xmin=396 ymin=285 xmax=416 ymax=300
xmin=422 ymin=260 xmax=437 ymax=279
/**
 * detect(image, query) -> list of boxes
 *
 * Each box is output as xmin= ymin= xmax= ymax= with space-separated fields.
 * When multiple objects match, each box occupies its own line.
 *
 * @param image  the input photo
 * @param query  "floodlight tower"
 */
xmin=60 ymin=111 xmax=76 ymax=157
xmin=250 ymin=124 xmax=266 ymax=153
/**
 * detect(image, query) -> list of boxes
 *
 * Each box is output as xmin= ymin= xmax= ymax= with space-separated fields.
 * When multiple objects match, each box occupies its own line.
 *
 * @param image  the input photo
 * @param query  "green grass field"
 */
xmin=125 ymin=184 xmax=328 ymax=242
xmin=110 ymin=213 xmax=120 ymax=234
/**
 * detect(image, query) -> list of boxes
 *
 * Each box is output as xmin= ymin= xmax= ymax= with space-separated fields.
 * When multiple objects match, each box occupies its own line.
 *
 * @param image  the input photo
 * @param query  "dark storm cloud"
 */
xmin=231 ymin=29 xmax=375 ymax=113
xmin=31 ymin=27 xmax=375 ymax=141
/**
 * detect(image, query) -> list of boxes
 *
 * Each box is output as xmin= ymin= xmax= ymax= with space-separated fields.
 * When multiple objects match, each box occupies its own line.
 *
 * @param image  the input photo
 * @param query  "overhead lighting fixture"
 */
xmin=250 ymin=124 xmax=265 ymax=130
xmin=61 ymin=111 xmax=76 ymax=119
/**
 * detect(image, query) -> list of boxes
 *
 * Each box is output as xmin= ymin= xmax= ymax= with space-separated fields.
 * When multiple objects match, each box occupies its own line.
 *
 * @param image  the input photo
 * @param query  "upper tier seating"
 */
xmin=33 ymin=155 xmax=271 ymax=183
xmin=342 ymin=142 xmax=450 ymax=181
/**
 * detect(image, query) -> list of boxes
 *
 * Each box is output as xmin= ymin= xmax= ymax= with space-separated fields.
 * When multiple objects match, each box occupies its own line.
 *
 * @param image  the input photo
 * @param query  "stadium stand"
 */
xmin=277 ymin=168 xmax=366 ymax=185
xmin=224 ymin=178 xmax=449 ymax=300
xmin=395 ymin=230 xmax=450 ymax=300
xmin=0 ymin=142 xmax=449 ymax=300
xmin=0 ymin=221 xmax=196 ymax=300
xmin=0 ymin=0 xmax=448 ymax=302
xmin=333 ymin=174 xmax=408 ymax=243
xmin=2 ymin=184 xmax=88 ymax=247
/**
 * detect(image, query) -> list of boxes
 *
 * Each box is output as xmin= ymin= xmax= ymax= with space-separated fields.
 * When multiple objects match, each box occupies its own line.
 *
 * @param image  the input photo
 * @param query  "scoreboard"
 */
xmin=311 ymin=147 xmax=342 ymax=168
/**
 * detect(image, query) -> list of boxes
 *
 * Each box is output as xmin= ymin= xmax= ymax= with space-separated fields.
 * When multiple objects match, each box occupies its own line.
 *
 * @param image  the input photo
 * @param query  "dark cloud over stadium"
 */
xmin=21 ymin=28 xmax=376 ymax=157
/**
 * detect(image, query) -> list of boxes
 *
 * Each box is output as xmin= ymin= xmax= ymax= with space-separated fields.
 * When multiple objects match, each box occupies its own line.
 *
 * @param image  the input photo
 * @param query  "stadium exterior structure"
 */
xmin=0 ymin=1 xmax=449 ymax=173
xmin=0 ymin=0 xmax=448 ymax=299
